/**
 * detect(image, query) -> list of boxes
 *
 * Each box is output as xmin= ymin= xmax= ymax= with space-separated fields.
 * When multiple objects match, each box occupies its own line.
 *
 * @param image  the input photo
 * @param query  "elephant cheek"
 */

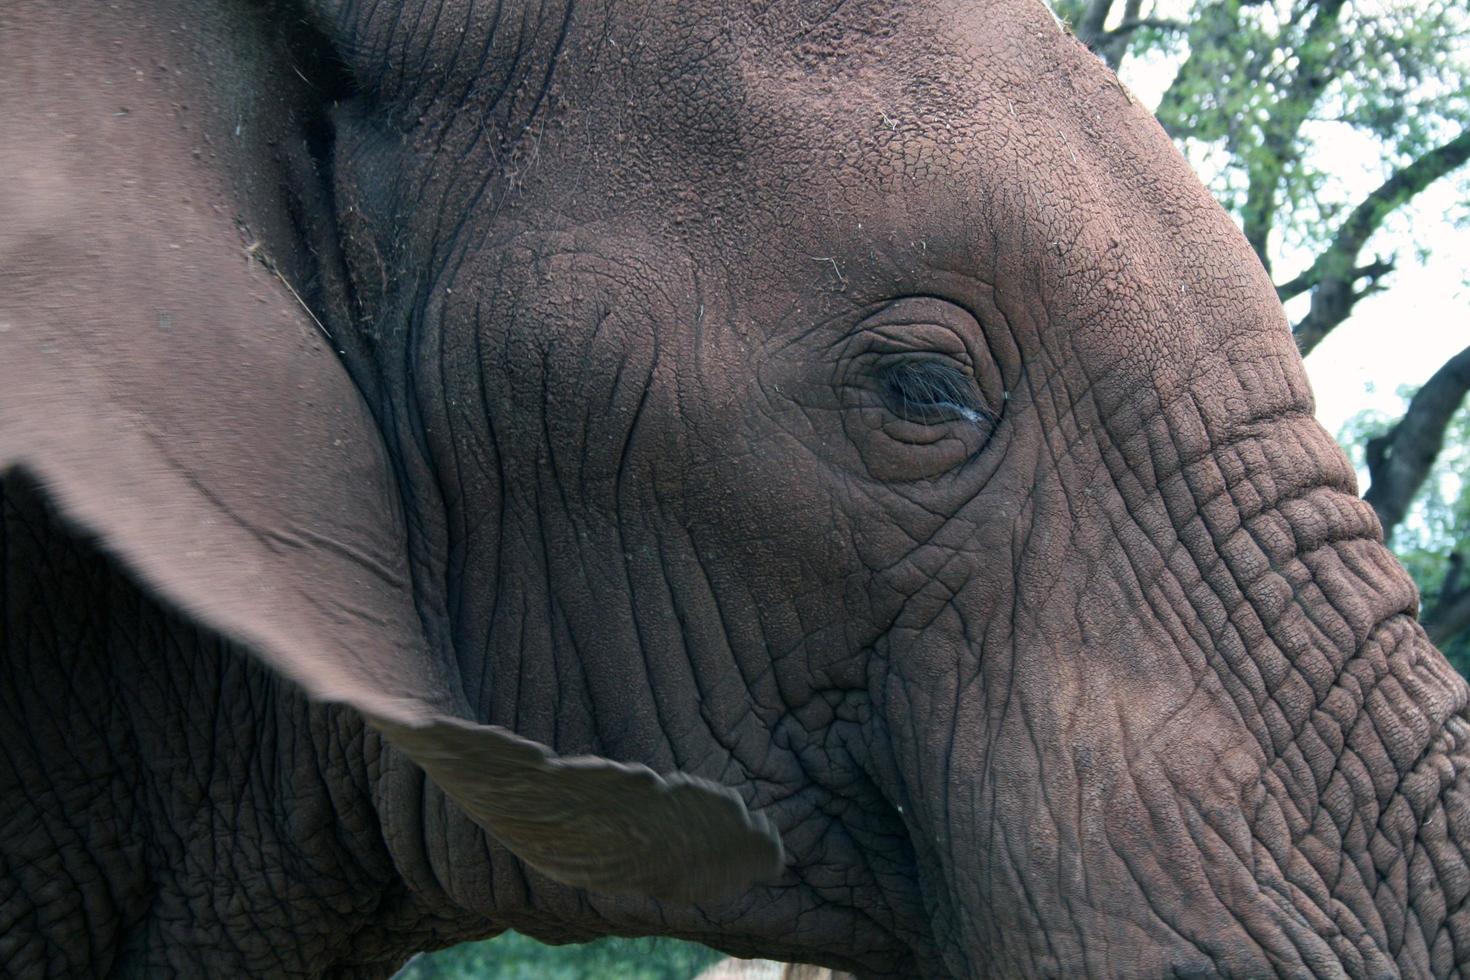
xmin=894 ymin=646 xmax=1343 ymax=978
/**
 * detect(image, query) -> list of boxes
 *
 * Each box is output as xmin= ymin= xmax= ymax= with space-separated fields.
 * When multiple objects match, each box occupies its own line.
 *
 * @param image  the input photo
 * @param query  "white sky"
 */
xmin=1296 ymin=185 xmax=1470 ymax=439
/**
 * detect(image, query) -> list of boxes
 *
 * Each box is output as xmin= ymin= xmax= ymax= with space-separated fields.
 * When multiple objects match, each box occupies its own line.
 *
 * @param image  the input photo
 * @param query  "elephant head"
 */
xmin=3 ymin=0 xmax=1468 ymax=977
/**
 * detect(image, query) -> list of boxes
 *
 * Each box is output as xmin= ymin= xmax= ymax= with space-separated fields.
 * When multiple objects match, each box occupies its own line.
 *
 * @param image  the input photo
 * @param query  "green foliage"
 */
xmin=1338 ymin=394 xmax=1470 ymax=673
xmin=1187 ymin=0 xmax=1464 ymax=224
xmin=1100 ymin=0 xmax=1470 ymax=260
xmin=394 ymin=931 xmax=723 ymax=980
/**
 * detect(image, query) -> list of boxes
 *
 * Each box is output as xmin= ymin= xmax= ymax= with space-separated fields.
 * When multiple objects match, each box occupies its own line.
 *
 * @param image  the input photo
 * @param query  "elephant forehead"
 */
xmin=747 ymin=8 xmax=1293 ymax=397
xmin=619 ymin=0 xmax=1082 ymax=192
xmin=377 ymin=0 xmax=1294 ymax=407
xmin=605 ymin=7 xmax=1182 ymax=263
xmin=607 ymin=4 xmax=1283 ymax=380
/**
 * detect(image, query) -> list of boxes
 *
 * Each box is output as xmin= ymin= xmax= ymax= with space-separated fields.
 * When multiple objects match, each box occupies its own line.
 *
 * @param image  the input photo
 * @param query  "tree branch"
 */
xmin=1440 ymin=553 xmax=1465 ymax=607
xmin=1091 ymin=12 xmax=1188 ymax=70
xmin=1424 ymin=569 xmax=1470 ymax=648
xmin=1363 ymin=343 xmax=1470 ymax=538
xmin=1289 ymin=129 xmax=1470 ymax=295
xmin=1419 ymin=551 xmax=1470 ymax=647
xmin=1239 ymin=0 xmax=1349 ymax=271
xmin=1278 ymin=257 xmax=1394 ymax=303
xmin=1153 ymin=2 xmax=1242 ymax=140
xmin=1110 ymin=16 xmax=1189 ymax=35
xmin=1151 ymin=0 xmax=1348 ymax=268
xmin=1289 ymin=259 xmax=1398 ymax=354
xmin=1288 ymin=128 xmax=1470 ymax=354
xmin=1073 ymin=0 xmax=1118 ymax=49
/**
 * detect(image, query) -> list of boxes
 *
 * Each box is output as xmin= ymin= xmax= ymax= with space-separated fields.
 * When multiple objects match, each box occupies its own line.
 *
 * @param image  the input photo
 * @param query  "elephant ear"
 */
xmin=0 ymin=67 xmax=780 ymax=905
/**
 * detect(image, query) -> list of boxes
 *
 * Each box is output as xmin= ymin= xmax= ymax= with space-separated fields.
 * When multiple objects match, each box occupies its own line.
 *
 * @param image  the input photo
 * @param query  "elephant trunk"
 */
xmin=895 ymin=405 xmax=1470 ymax=978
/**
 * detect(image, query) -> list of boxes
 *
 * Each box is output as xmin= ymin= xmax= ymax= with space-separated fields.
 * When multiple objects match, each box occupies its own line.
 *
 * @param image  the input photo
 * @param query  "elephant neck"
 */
xmin=0 ymin=474 xmax=435 ymax=975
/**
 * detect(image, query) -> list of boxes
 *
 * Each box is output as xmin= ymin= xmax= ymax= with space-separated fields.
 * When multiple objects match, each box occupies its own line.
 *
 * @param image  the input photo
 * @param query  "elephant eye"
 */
xmin=880 ymin=360 xmax=995 ymax=426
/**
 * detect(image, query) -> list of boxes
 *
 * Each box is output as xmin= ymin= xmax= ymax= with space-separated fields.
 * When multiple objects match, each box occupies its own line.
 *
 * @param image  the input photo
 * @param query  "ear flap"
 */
xmin=0 ymin=53 xmax=780 ymax=904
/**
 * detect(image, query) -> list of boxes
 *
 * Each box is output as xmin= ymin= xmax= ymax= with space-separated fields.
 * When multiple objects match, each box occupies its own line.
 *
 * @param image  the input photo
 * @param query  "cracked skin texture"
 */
xmin=2 ymin=0 xmax=1469 ymax=977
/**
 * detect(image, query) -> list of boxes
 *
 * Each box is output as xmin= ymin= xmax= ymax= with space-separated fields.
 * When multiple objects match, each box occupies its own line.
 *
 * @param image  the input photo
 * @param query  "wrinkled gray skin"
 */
xmin=4 ymin=0 xmax=1470 ymax=977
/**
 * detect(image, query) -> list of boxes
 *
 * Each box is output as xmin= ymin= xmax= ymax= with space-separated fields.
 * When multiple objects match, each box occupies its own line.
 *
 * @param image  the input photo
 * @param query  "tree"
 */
xmin=395 ymin=931 xmax=722 ymax=980
xmin=1339 ymin=393 xmax=1470 ymax=672
xmin=1058 ymin=0 xmax=1470 ymax=645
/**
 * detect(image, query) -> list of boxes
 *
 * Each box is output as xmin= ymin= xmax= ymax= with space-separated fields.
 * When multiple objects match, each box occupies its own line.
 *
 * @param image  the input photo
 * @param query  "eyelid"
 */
xmin=859 ymin=328 xmax=974 ymax=369
xmin=880 ymin=359 xmax=994 ymax=426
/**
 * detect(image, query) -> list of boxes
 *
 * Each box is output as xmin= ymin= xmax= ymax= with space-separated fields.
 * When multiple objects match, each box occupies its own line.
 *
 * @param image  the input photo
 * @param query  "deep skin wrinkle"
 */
xmin=0 ymin=478 xmax=419 ymax=977
xmin=3 ymin=0 xmax=1470 ymax=977
xmin=332 ymin=1 xmax=1470 ymax=974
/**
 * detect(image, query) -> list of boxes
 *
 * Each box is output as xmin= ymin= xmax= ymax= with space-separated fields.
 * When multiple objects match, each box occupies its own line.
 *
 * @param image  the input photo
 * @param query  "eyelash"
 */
xmin=879 ymin=361 xmax=995 ymax=425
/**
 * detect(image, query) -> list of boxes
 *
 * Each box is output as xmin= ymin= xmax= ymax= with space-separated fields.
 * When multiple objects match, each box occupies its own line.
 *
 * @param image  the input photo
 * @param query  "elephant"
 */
xmin=3 ymin=0 xmax=1469 ymax=976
